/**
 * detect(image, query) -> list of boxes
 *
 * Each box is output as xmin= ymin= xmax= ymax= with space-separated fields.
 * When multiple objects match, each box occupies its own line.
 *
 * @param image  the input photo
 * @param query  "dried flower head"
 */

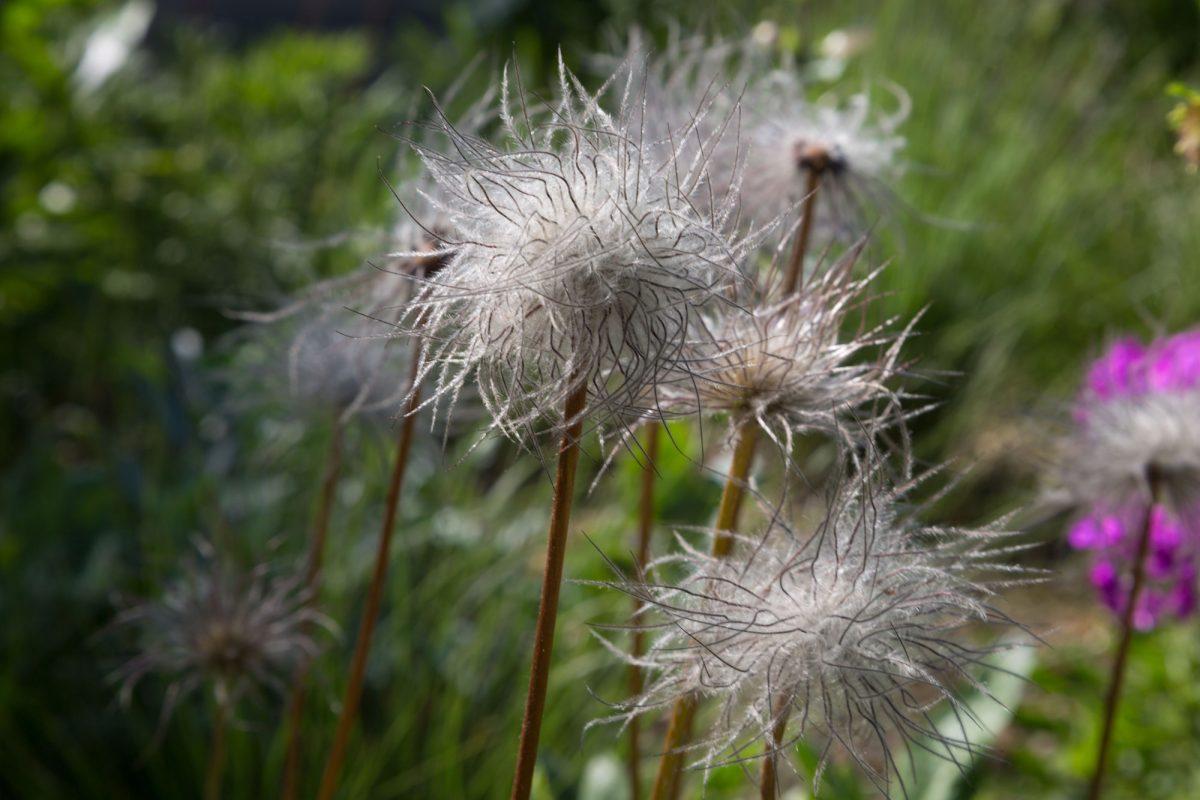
xmin=114 ymin=546 xmax=329 ymax=718
xmin=400 ymin=57 xmax=755 ymax=442
xmin=218 ymin=166 xmax=458 ymax=425
xmin=738 ymin=72 xmax=908 ymax=239
xmin=1062 ymin=329 xmax=1200 ymax=626
xmin=224 ymin=263 xmax=419 ymax=422
xmin=596 ymin=461 xmax=1031 ymax=794
xmin=660 ymin=255 xmax=913 ymax=455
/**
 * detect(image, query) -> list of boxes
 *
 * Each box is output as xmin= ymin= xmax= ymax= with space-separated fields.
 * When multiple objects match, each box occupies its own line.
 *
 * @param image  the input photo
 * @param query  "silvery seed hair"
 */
xmin=660 ymin=253 xmax=914 ymax=457
xmin=736 ymin=71 xmax=908 ymax=241
xmin=399 ymin=56 xmax=759 ymax=443
xmin=594 ymin=461 xmax=1033 ymax=795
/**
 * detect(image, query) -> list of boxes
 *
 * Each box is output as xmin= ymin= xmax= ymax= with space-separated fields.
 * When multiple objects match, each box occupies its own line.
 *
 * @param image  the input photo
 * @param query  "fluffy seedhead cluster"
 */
xmin=1063 ymin=330 xmax=1200 ymax=626
xmin=402 ymin=58 xmax=756 ymax=443
xmin=663 ymin=256 xmax=912 ymax=454
xmin=114 ymin=548 xmax=328 ymax=717
xmin=599 ymin=462 xmax=1030 ymax=792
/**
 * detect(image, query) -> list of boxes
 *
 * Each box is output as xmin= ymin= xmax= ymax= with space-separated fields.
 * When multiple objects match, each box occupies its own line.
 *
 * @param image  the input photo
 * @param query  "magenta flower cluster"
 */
xmin=1069 ymin=330 xmax=1200 ymax=629
xmin=1081 ymin=331 xmax=1200 ymax=408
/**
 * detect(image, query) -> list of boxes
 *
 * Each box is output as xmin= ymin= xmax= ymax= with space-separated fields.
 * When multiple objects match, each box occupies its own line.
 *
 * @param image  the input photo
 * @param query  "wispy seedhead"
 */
xmin=113 ymin=544 xmax=330 ymax=720
xmin=660 ymin=253 xmax=914 ymax=457
xmin=597 ymin=30 xmax=908 ymax=244
xmin=737 ymin=72 xmax=908 ymax=240
xmin=1060 ymin=329 xmax=1200 ymax=627
xmin=595 ymin=460 xmax=1033 ymax=795
xmin=219 ymin=169 xmax=456 ymax=426
xmin=402 ymin=56 xmax=757 ymax=444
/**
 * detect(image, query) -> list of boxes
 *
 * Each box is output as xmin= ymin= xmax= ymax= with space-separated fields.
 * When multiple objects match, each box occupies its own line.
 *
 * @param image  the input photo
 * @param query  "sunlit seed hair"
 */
xmin=399 ymin=56 xmax=759 ymax=443
xmin=589 ymin=27 xmax=756 ymax=213
xmin=113 ymin=544 xmax=330 ymax=719
xmin=593 ymin=459 xmax=1034 ymax=795
xmin=661 ymin=252 xmax=914 ymax=456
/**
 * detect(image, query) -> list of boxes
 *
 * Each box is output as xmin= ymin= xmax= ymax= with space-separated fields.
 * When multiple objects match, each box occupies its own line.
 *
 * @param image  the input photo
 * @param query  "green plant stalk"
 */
xmin=206 ymin=695 xmax=229 ymax=800
xmin=316 ymin=350 xmax=423 ymax=800
xmin=627 ymin=422 xmax=661 ymax=800
xmin=650 ymin=422 xmax=759 ymax=800
xmin=280 ymin=418 xmax=345 ymax=800
xmin=1086 ymin=468 xmax=1163 ymax=800
xmin=509 ymin=379 xmax=589 ymax=800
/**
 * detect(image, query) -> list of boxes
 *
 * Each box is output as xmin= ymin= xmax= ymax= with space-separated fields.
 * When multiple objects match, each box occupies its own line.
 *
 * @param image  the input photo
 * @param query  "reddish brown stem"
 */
xmin=280 ymin=420 xmax=345 ymax=800
xmin=650 ymin=423 xmax=759 ymax=800
xmin=759 ymin=695 xmax=793 ymax=799
xmin=627 ymin=422 xmax=661 ymax=800
xmin=509 ymin=380 xmax=590 ymax=800
xmin=316 ymin=352 xmax=423 ymax=800
xmin=1086 ymin=470 xmax=1163 ymax=800
xmin=780 ymin=169 xmax=822 ymax=297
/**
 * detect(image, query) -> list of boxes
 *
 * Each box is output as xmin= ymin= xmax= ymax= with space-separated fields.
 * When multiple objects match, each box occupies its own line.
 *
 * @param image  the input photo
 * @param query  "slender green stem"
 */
xmin=650 ymin=423 xmax=759 ymax=800
xmin=509 ymin=379 xmax=590 ymax=800
xmin=780 ymin=169 xmax=821 ymax=297
xmin=316 ymin=348 xmax=422 ymax=800
xmin=627 ymin=422 xmax=661 ymax=800
xmin=1086 ymin=469 xmax=1163 ymax=800
xmin=280 ymin=419 xmax=344 ymax=800
xmin=206 ymin=696 xmax=229 ymax=800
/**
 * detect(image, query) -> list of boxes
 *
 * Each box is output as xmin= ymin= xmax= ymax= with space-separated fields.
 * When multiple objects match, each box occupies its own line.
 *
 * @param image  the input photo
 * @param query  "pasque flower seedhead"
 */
xmin=660 ymin=254 xmax=913 ymax=456
xmin=114 ymin=546 xmax=330 ymax=718
xmin=596 ymin=459 xmax=1032 ymax=794
xmin=400 ymin=57 xmax=756 ymax=443
xmin=737 ymin=72 xmax=908 ymax=239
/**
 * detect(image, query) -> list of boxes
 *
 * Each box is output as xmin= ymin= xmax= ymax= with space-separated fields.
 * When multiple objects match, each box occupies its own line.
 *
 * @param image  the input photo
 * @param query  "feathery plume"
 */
xmin=401 ymin=55 xmax=755 ymax=445
xmin=113 ymin=544 xmax=329 ymax=719
xmin=596 ymin=461 xmax=1032 ymax=795
xmin=660 ymin=253 xmax=913 ymax=457
xmin=737 ymin=71 xmax=909 ymax=241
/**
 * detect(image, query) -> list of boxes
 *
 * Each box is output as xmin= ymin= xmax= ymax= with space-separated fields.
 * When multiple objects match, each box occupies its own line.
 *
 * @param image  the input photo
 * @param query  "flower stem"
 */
xmin=206 ymin=696 xmax=229 ymax=800
xmin=627 ymin=422 xmax=661 ymax=800
xmin=509 ymin=379 xmax=589 ymax=800
xmin=316 ymin=347 xmax=423 ymax=800
xmin=712 ymin=423 xmax=760 ymax=557
xmin=650 ymin=422 xmax=759 ymax=800
xmin=780 ymin=169 xmax=822 ymax=297
xmin=760 ymin=694 xmax=793 ymax=799
xmin=280 ymin=418 xmax=345 ymax=800
xmin=1086 ymin=468 xmax=1163 ymax=800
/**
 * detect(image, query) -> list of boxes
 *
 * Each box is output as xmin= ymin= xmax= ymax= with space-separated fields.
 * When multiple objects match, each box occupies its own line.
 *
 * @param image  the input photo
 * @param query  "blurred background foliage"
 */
xmin=2 ymin=0 xmax=1200 ymax=797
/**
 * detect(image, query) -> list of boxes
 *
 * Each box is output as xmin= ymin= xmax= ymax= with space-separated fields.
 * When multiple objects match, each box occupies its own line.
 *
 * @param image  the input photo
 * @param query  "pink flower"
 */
xmin=1066 ymin=328 xmax=1200 ymax=628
